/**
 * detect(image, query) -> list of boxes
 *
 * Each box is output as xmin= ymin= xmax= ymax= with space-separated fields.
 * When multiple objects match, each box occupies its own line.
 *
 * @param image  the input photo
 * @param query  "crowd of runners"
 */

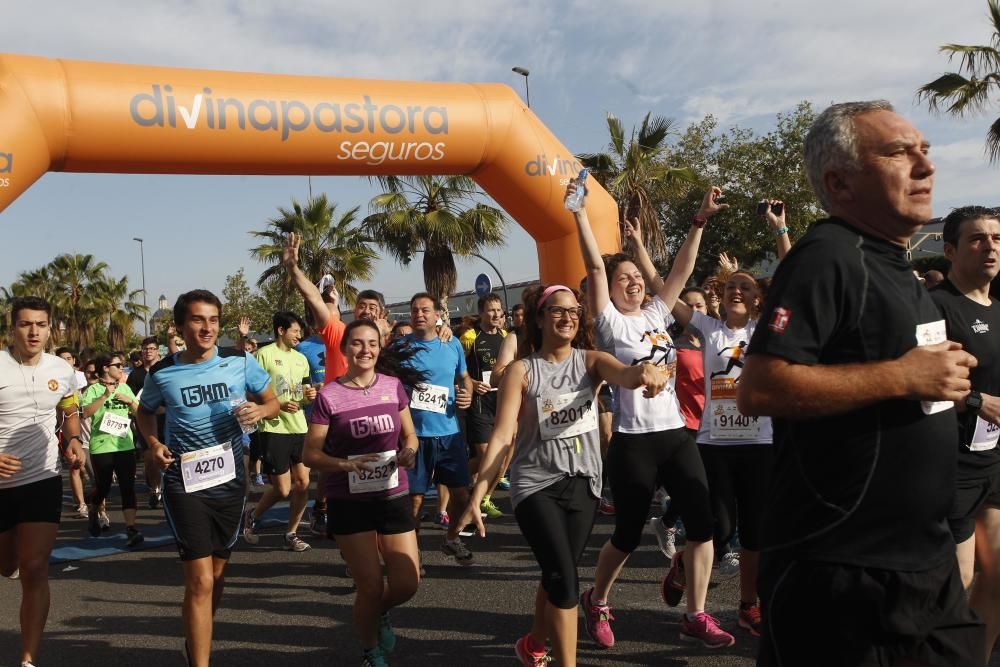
xmin=2 ymin=99 xmax=1000 ymax=667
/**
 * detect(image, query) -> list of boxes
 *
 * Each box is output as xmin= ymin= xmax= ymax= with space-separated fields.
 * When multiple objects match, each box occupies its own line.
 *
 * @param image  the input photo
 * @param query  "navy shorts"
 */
xmin=408 ymin=433 xmax=471 ymax=495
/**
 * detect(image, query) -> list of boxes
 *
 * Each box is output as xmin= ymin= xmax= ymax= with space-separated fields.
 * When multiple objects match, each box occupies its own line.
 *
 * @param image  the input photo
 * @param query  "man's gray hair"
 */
xmin=804 ymin=100 xmax=894 ymax=211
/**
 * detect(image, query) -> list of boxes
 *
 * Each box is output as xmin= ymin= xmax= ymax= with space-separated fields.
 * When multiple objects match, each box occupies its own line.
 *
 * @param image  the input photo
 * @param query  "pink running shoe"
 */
xmin=514 ymin=634 xmax=551 ymax=666
xmin=680 ymin=611 xmax=735 ymax=648
xmin=580 ymin=587 xmax=615 ymax=649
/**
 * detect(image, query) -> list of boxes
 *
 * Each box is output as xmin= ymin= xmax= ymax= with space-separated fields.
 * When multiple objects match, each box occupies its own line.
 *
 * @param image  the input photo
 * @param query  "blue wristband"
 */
xmin=774 ymin=226 xmax=789 ymax=236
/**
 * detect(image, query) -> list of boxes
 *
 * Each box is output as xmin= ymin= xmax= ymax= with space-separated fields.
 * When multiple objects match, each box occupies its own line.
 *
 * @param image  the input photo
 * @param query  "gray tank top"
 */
xmin=509 ymin=348 xmax=602 ymax=509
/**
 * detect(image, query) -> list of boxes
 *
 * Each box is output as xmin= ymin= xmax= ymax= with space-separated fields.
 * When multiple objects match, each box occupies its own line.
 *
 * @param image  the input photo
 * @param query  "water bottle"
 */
xmin=230 ymin=391 xmax=257 ymax=434
xmin=564 ymin=168 xmax=590 ymax=212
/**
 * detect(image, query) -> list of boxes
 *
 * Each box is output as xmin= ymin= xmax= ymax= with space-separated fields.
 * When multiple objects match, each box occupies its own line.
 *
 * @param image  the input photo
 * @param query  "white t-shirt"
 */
xmin=74 ymin=370 xmax=87 ymax=392
xmin=594 ymin=297 xmax=685 ymax=433
xmin=0 ymin=351 xmax=78 ymax=488
xmin=691 ymin=311 xmax=773 ymax=446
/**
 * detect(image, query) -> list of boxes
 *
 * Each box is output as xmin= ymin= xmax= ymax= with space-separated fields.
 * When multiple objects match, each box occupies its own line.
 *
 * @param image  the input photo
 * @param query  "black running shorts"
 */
xmin=326 ymin=494 xmax=414 ymax=536
xmin=259 ymin=432 xmax=305 ymax=475
xmin=0 ymin=475 xmax=62 ymax=532
xmin=162 ymin=489 xmax=244 ymax=561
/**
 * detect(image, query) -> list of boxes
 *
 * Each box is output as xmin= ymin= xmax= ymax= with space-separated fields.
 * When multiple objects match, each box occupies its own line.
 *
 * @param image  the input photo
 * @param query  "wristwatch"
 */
xmin=966 ymin=390 xmax=983 ymax=414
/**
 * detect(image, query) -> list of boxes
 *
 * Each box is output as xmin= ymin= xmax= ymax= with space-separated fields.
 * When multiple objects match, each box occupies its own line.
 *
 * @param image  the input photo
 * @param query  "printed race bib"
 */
xmin=709 ymin=400 xmax=762 ymax=440
xmin=538 ymin=390 xmax=597 ymax=440
xmin=411 ymin=384 xmax=449 ymax=414
xmin=915 ymin=320 xmax=951 ymax=415
xmin=99 ymin=411 xmax=131 ymax=438
xmin=180 ymin=442 xmax=236 ymax=493
xmin=970 ymin=417 xmax=1000 ymax=452
xmin=348 ymin=450 xmax=400 ymax=494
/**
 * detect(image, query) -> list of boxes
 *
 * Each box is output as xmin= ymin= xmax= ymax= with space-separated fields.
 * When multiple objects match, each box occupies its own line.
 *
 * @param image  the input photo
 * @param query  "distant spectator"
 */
xmin=923 ymin=269 xmax=945 ymax=289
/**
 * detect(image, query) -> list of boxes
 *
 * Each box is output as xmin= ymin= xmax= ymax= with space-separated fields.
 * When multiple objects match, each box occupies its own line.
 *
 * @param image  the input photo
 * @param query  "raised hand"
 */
xmin=697 ymin=186 xmax=729 ymax=220
xmin=764 ymin=199 xmax=787 ymax=229
xmin=237 ymin=316 xmax=251 ymax=338
xmin=283 ymin=232 xmax=300 ymax=268
xmin=718 ymin=252 xmax=739 ymax=274
xmin=623 ymin=217 xmax=643 ymax=247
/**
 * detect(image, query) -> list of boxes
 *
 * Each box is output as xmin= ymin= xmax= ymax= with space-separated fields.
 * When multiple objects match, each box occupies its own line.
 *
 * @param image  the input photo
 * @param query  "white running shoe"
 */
xmin=716 ymin=551 xmax=741 ymax=580
xmin=650 ymin=517 xmax=677 ymax=559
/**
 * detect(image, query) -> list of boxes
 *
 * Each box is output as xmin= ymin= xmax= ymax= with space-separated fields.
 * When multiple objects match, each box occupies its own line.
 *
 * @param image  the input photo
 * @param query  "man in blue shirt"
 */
xmin=136 ymin=289 xmax=278 ymax=667
xmin=403 ymin=292 xmax=474 ymax=565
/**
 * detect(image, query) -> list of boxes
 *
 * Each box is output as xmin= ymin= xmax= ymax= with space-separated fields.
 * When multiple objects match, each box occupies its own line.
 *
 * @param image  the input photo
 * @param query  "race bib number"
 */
xmin=709 ymin=400 xmax=762 ymax=440
xmin=970 ymin=417 xmax=1000 ymax=452
xmin=180 ymin=442 xmax=237 ymax=493
xmin=99 ymin=411 xmax=131 ymax=438
xmin=411 ymin=384 xmax=449 ymax=414
xmin=915 ymin=320 xmax=951 ymax=415
xmin=538 ymin=390 xmax=597 ymax=440
xmin=348 ymin=450 xmax=400 ymax=494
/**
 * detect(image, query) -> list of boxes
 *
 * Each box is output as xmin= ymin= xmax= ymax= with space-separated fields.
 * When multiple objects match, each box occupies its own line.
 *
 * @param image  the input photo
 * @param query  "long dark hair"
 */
xmin=517 ymin=285 xmax=595 ymax=358
xmin=93 ymin=353 xmax=121 ymax=380
xmin=340 ymin=319 xmax=427 ymax=389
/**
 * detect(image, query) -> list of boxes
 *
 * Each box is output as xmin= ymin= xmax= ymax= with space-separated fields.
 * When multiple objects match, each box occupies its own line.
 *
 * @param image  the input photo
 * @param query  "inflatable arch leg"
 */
xmin=0 ymin=54 xmax=619 ymax=287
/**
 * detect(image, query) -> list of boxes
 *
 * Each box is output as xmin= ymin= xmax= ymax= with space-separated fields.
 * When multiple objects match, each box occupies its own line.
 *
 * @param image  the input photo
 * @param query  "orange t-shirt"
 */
xmin=319 ymin=319 xmax=347 ymax=383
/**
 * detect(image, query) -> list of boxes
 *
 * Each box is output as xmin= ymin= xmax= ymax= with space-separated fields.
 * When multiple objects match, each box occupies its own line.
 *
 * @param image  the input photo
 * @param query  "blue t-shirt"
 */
xmin=140 ymin=347 xmax=271 ymax=498
xmin=401 ymin=335 xmax=467 ymax=437
xmin=296 ymin=336 xmax=327 ymax=385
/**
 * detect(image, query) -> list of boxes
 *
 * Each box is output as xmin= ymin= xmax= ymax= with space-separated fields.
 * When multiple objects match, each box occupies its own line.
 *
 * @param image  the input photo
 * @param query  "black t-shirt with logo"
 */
xmin=748 ymin=217 xmax=957 ymax=571
xmin=467 ymin=328 xmax=506 ymax=416
xmin=931 ymin=279 xmax=1000 ymax=476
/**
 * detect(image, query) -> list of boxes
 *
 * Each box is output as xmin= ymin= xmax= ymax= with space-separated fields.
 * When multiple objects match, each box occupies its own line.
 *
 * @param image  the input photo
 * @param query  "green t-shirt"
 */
xmin=81 ymin=382 xmax=137 ymax=454
xmin=256 ymin=343 xmax=311 ymax=434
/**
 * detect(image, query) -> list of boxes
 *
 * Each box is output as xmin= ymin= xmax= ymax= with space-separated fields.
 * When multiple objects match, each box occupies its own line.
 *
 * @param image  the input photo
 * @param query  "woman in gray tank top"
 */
xmin=457 ymin=285 xmax=665 ymax=667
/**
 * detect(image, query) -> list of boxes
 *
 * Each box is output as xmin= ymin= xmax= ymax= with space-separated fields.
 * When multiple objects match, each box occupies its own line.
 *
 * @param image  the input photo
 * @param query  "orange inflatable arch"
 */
xmin=0 ymin=54 xmax=619 ymax=287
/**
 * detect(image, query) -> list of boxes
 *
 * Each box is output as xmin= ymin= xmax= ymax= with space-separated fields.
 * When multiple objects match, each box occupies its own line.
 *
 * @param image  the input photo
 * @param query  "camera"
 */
xmin=756 ymin=200 xmax=784 ymax=217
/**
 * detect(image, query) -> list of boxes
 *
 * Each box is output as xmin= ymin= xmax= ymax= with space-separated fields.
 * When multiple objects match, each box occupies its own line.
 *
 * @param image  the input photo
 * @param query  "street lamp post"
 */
xmin=512 ymin=67 xmax=530 ymax=108
xmin=132 ymin=237 xmax=148 ymax=336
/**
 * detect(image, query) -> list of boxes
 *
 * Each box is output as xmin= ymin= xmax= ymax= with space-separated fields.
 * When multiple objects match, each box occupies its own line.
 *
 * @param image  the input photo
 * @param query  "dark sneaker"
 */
xmin=87 ymin=507 xmax=101 ymax=537
xmin=440 ymin=537 xmax=473 ymax=565
xmin=661 ymin=550 xmax=686 ymax=607
xmin=242 ymin=507 xmax=259 ymax=545
xmin=580 ymin=587 xmax=615 ymax=649
xmin=680 ymin=611 xmax=735 ymax=648
xmin=361 ymin=646 xmax=388 ymax=667
xmin=309 ymin=508 xmax=327 ymax=536
xmin=126 ymin=527 xmax=144 ymax=548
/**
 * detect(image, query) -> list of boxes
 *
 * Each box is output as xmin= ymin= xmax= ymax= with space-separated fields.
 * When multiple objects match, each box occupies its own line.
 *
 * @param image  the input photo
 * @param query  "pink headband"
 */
xmin=537 ymin=284 xmax=573 ymax=309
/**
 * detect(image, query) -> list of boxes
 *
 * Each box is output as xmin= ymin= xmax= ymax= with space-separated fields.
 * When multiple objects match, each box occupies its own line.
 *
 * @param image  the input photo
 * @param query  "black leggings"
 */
xmin=90 ymin=449 xmax=137 ymax=511
xmin=514 ymin=476 xmax=598 ymax=609
xmin=698 ymin=443 xmax=773 ymax=553
xmin=607 ymin=428 xmax=713 ymax=553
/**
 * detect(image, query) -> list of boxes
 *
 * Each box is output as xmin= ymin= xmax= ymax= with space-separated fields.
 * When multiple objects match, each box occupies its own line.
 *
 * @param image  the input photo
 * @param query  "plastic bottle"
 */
xmin=230 ymin=391 xmax=257 ymax=434
xmin=564 ymin=168 xmax=590 ymax=212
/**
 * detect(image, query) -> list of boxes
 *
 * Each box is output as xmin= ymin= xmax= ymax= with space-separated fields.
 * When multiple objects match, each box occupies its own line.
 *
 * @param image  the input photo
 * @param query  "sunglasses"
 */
xmin=107 ymin=362 xmax=123 ymax=369
xmin=542 ymin=305 xmax=584 ymax=320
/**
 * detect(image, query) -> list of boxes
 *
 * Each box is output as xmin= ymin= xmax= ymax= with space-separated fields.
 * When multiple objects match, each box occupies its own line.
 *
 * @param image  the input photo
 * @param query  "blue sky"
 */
xmin=1 ymin=0 xmax=996 ymax=314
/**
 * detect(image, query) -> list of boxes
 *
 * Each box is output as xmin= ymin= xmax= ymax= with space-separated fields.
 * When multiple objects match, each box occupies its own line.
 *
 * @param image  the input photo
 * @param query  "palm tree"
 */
xmin=94 ymin=275 xmax=148 ymax=352
xmin=364 ymin=175 xmax=508 ymax=316
xmin=48 ymin=254 xmax=109 ymax=351
xmin=250 ymin=194 xmax=377 ymax=307
xmin=578 ymin=112 xmax=698 ymax=261
xmin=917 ymin=0 xmax=1000 ymax=162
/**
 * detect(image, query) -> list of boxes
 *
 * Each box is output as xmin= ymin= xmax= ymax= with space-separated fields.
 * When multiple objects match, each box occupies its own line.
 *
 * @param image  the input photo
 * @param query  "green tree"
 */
xmin=221 ymin=268 xmax=260 ymax=334
xmin=669 ymin=102 xmax=821 ymax=279
xmin=918 ymin=0 xmax=1000 ymax=161
xmin=364 ymin=175 xmax=508 ymax=315
xmin=578 ymin=112 xmax=698 ymax=261
xmin=250 ymin=194 xmax=377 ymax=307
xmin=48 ymin=253 xmax=109 ymax=351
xmin=94 ymin=275 xmax=148 ymax=352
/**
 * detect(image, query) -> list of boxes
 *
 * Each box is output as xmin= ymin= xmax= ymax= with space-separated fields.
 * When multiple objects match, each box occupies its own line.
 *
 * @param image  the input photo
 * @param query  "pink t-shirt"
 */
xmin=310 ymin=374 xmax=410 ymax=500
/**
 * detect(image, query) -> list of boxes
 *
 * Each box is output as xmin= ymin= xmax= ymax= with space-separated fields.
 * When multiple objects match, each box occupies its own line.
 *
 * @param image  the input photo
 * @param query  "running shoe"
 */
xmin=361 ymin=646 xmax=388 ymax=667
xmin=580 ymin=587 xmax=615 ymax=649
xmin=679 ymin=611 xmax=735 ymax=648
xmin=75 ymin=503 xmax=89 ymax=519
xmin=497 ymin=476 xmax=511 ymax=491
xmin=441 ymin=537 xmax=473 ymax=565
xmin=480 ymin=497 xmax=503 ymax=519
xmin=436 ymin=511 xmax=450 ymax=528
xmin=598 ymin=498 xmax=616 ymax=515
xmin=661 ymin=550 xmax=686 ymax=607
xmin=515 ymin=634 xmax=551 ymax=665
xmin=148 ymin=491 xmax=161 ymax=510
xmin=650 ymin=517 xmax=677 ymax=559
xmin=378 ymin=613 xmax=396 ymax=653
xmin=716 ymin=551 xmax=740 ymax=580
xmin=309 ymin=507 xmax=327 ymax=536
xmin=242 ymin=508 xmax=259 ymax=545
xmin=126 ymin=526 xmax=144 ymax=548
xmin=252 ymin=473 xmax=265 ymax=487
xmin=738 ymin=602 xmax=762 ymax=637
xmin=87 ymin=508 xmax=101 ymax=537
xmin=99 ymin=511 xmax=111 ymax=531
xmin=284 ymin=532 xmax=312 ymax=552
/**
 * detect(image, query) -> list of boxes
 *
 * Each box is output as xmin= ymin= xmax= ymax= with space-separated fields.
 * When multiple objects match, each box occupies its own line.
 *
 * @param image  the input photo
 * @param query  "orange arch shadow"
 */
xmin=0 ymin=54 xmax=619 ymax=287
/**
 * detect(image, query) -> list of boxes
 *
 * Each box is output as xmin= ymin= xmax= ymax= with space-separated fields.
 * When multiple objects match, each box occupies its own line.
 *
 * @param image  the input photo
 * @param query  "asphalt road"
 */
xmin=0 ymin=471 xmax=760 ymax=666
